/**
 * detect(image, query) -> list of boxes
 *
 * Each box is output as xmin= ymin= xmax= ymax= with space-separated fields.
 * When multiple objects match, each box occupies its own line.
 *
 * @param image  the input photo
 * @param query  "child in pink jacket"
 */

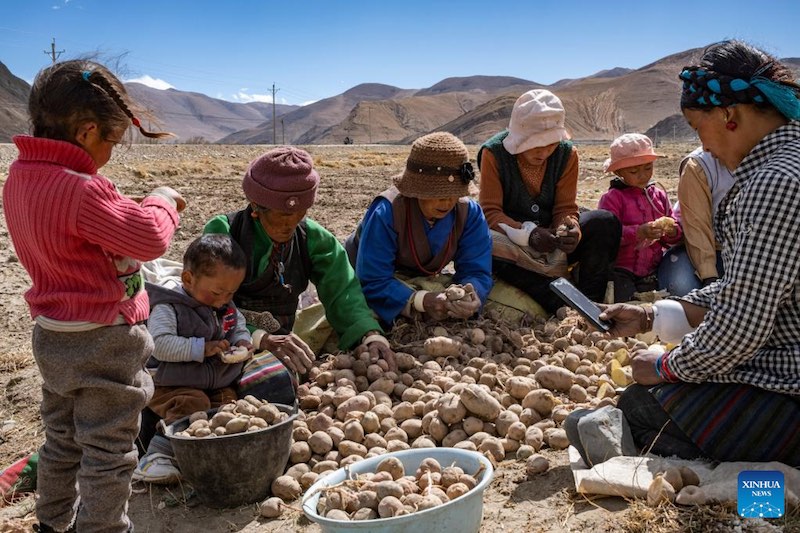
xmin=598 ymin=134 xmax=682 ymax=302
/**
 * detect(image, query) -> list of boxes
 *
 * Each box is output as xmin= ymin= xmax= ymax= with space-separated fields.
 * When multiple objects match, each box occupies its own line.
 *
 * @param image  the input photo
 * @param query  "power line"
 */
xmin=43 ymin=38 xmax=64 ymax=64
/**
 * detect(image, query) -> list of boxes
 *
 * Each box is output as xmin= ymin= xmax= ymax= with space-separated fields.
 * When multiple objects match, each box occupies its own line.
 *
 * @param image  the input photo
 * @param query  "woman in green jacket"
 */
xmin=205 ymin=146 xmax=395 ymax=373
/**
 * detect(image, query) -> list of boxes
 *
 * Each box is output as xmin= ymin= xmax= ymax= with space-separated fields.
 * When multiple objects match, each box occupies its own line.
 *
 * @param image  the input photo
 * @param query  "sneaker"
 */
xmin=132 ymin=453 xmax=181 ymax=484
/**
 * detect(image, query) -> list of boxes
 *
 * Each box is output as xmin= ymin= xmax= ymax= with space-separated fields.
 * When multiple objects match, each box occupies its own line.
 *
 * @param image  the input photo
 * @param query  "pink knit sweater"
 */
xmin=3 ymin=136 xmax=180 ymax=325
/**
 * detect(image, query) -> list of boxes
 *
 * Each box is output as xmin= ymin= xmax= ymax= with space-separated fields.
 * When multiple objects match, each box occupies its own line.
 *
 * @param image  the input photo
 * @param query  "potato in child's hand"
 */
xmin=651 ymin=216 xmax=676 ymax=231
xmin=221 ymin=345 xmax=252 ymax=364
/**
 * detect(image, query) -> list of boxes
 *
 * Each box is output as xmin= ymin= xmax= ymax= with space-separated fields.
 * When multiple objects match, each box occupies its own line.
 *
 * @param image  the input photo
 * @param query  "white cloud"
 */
xmin=230 ymin=90 xmax=272 ymax=104
xmin=126 ymin=75 xmax=174 ymax=90
xmin=52 ymin=5 xmax=60 ymax=9
xmin=300 ymin=100 xmax=317 ymax=106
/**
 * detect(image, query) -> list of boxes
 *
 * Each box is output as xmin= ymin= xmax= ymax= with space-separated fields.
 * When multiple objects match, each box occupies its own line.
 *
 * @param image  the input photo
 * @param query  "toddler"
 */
xmin=598 ymin=133 xmax=682 ymax=302
xmin=134 ymin=234 xmax=253 ymax=484
xmin=3 ymin=60 xmax=183 ymax=533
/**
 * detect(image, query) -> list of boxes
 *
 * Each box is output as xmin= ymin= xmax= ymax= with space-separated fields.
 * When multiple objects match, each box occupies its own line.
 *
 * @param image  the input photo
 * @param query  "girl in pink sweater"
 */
xmin=598 ymin=134 xmax=682 ymax=302
xmin=3 ymin=60 xmax=185 ymax=533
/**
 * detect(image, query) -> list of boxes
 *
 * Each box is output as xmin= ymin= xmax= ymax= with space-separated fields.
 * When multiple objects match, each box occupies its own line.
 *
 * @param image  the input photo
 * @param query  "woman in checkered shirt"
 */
xmin=567 ymin=40 xmax=800 ymax=467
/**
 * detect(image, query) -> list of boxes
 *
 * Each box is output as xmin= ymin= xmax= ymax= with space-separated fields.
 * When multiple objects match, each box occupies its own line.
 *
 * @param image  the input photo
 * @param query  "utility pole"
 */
xmin=368 ymin=104 xmax=372 ymax=144
xmin=281 ymin=118 xmax=285 ymax=144
xmin=272 ymin=83 xmax=279 ymax=145
xmin=672 ymin=123 xmax=676 ymax=143
xmin=44 ymin=38 xmax=64 ymax=64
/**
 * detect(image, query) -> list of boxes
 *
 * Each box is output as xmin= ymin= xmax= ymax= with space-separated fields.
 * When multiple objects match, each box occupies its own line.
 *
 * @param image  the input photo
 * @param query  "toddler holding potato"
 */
xmin=3 ymin=60 xmax=183 ymax=533
xmin=598 ymin=133 xmax=682 ymax=302
xmin=134 ymin=234 xmax=253 ymax=484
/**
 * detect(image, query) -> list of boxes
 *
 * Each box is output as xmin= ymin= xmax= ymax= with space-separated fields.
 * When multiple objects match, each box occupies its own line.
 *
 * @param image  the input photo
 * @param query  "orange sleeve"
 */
xmin=551 ymin=148 xmax=581 ymax=234
xmin=478 ymin=149 xmax=522 ymax=231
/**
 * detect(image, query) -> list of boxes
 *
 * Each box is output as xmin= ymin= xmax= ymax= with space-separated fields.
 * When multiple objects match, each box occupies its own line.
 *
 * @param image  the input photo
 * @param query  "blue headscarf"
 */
xmin=680 ymin=65 xmax=800 ymax=120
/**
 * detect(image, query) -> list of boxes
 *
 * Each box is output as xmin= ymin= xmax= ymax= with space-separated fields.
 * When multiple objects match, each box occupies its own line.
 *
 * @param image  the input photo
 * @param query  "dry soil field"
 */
xmin=1 ymin=141 xmax=789 ymax=533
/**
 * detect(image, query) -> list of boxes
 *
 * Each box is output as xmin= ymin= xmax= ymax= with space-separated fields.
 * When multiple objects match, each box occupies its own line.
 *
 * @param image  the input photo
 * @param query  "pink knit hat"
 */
xmin=603 ymin=133 xmax=664 ymax=173
xmin=242 ymin=146 xmax=320 ymax=211
xmin=503 ymin=89 xmax=571 ymax=155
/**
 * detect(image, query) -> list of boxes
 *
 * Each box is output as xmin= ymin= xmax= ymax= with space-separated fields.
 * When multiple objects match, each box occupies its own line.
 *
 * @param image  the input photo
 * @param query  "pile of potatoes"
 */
xmin=174 ymin=396 xmax=289 ymax=438
xmin=263 ymin=308 xmax=655 ymax=514
xmin=310 ymin=456 xmax=482 ymax=521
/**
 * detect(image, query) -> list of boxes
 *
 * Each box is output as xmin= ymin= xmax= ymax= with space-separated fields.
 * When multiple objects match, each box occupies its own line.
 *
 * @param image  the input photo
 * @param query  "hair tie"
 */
xmin=131 ymin=117 xmax=141 ymax=128
xmin=81 ymin=71 xmax=91 ymax=82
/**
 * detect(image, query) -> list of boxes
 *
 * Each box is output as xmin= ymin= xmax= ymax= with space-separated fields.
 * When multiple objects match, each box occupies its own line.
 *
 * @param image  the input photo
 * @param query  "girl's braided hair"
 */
xmin=28 ymin=59 xmax=173 ymax=142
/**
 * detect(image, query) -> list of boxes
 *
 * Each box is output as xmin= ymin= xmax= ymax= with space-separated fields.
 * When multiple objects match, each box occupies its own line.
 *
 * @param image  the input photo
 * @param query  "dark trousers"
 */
xmin=494 ymin=209 xmax=621 ymax=313
xmin=612 ymin=268 xmax=659 ymax=302
xmin=617 ymin=384 xmax=705 ymax=459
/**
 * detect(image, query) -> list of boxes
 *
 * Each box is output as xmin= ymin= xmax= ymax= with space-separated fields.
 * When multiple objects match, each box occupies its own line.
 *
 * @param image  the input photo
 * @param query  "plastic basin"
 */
xmin=302 ymin=448 xmax=494 ymax=533
xmin=163 ymin=402 xmax=297 ymax=508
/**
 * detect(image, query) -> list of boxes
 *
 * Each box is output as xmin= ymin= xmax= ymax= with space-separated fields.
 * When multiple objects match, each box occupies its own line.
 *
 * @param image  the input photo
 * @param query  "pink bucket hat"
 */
xmin=603 ymin=133 xmax=664 ymax=173
xmin=242 ymin=146 xmax=320 ymax=212
xmin=503 ymin=89 xmax=571 ymax=155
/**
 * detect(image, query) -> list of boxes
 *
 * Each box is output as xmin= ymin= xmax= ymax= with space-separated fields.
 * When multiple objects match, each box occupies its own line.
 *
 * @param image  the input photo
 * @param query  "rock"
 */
xmin=576 ymin=406 xmax=636 ymax=466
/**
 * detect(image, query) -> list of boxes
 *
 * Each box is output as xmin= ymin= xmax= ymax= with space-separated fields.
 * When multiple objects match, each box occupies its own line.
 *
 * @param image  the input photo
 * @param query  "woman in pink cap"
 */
xmin=204 ymin=146 xmax=395 ymax=375
xmin=478 ymin=89 xmax=621 ymax=313
xmin=598 ymin=133 xmax=682 ymax=302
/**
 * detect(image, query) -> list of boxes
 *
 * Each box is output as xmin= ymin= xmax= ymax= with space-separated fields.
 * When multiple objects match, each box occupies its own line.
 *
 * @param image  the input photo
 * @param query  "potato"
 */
xmin=525 ymin=426 xmax=544 ymax=451
xmin=545 ymin=428 xmax=569 ymax=450
xmin=299 ymin=471 xmax=319 ymax=490
xmin=338 ymin=440 xmax=368 ymax=457
xmin=479 ymin=437 xmax=505 ymax=461
xmin=534 ymin=365 xmax=575 ymax=392
xmin=424 ymin=336 xmax=462 ymax=357
xmin=308 ymin=431 xmax=334 ymax=455
xmin=290 ymin=441 xmax=312 ymax=464
xmin=522 ymin=389 xmax=556 ymax=417
xmin=400 ymin=419 xmax=423 ymax=440
xmin=343 ymin=420 xmax=365 ymax=443
xmin=462 ymin=416 xmax=484 ymax=436
xmin=209 ymin=411 xmax=236 ymax=430
xmin=525 ymin=454 xmax=550 ymax=476
xmin=495 ymin=410 xmax=519 ymax=437
xmin=378 ymin=496 xmax=404 ymax=518
xmin=271 ymin=475 xmax=301 ymax=501
xmin=663 ymin=467 xmax=684 ymax=492
xmin=188 ymin=411 xmax=208 ymax=423
xmin=336 ymin=395 xmax=371 ymax=421
xmin=446 ymin=482 xmax=470 ymax=500
xmin=326 ymin=509 xmax=350 ymax=520
xmin=505 ymin=376 xmax=538 ymax=400
xmin=312 ymin=460 xmax=339 ymax=474
xmin=647 ymin=475 xmax=676 ymax=506
xmin=352 ymin=508 xmax=378 ymax=520
xmin=376 ymin=457 xmax=405 ymax=480
xmin=459 ymin=384 xmax=502 ymax=421
xmin=435 ymin=393 xmax=467 ymax=425
xmin=442 ymin=428 xmax=469 ymax=448
xmin=284 ymin=463 xmax=309 ymax=480
xmin=259 ymin=496 xmax=283 ymax=518
xmin=225 ymin=417 xmax=250 ymax=434
xmin=412 ymin=436 xmax=437 ymax=448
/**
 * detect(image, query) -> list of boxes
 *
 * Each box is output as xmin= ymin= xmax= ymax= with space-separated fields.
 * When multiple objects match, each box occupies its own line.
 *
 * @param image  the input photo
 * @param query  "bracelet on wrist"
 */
xmin=659 ymin=350 xmax=679 ymax=382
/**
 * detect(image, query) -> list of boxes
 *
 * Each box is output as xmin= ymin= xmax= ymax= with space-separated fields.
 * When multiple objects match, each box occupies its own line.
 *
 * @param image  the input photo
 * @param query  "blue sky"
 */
xmin=1 ymin=0 xmax=798 ymax=106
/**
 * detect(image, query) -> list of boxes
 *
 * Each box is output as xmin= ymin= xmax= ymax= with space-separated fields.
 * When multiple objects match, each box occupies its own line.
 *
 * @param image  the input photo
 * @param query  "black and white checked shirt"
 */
xmin=669 ymin=121 xmax=800 ymax=395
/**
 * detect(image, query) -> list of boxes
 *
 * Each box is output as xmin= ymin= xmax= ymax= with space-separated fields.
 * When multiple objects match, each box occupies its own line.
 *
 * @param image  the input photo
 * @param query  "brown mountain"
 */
xmin=2 ymin=47 xmax=798 ymax=146
xmin=125 ymin=83 xmax=297 ymax=143
xmin=0 ymin=61 xmax=31 ymax=141
xmin=219 ymin=83 xmax=417 ymax=145
xmin=312 ymin=79 xmax=539 ymax=145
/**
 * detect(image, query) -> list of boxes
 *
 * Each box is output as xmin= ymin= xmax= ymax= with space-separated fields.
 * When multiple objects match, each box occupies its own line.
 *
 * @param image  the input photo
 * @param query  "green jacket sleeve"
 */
xmin=305 ymin=219 xmax=383 ymax=349
xmin=203 ymin=214 xmax=232 ymax=235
